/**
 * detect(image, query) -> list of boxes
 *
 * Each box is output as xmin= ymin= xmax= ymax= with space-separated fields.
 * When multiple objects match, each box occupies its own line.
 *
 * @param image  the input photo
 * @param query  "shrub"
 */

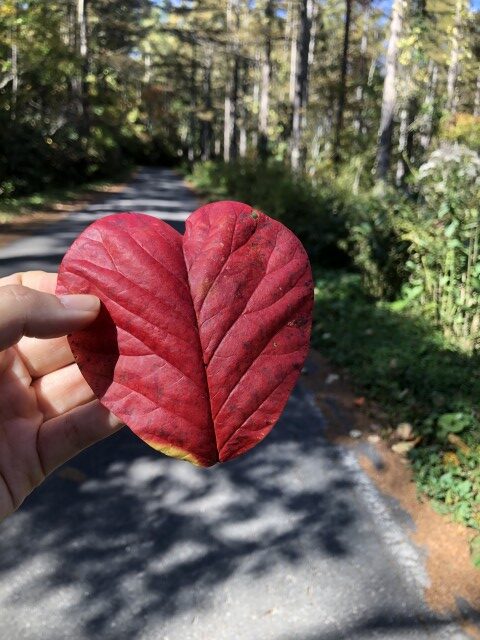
xmin=188 ymin=160 xmax=350 ymax=268
xmin=401 ymin=144 xmax=480 ymax=350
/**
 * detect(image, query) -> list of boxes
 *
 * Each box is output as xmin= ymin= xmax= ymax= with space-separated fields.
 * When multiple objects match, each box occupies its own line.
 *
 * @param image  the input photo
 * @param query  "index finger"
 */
xmin=0 ymin=272 xmax=74 ymax=377
xmin=0 ymin=271 xmax=58 ymax=295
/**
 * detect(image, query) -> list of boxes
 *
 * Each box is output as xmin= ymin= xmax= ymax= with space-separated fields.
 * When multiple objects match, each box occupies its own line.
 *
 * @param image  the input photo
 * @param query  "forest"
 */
xmin=1 ymin=1 xmax=480 ymax=547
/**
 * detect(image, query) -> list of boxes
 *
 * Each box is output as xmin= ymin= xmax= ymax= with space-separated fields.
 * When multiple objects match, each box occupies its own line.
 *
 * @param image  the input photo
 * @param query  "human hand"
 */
xmin=0 ymin=271 xmax=122 ymax=521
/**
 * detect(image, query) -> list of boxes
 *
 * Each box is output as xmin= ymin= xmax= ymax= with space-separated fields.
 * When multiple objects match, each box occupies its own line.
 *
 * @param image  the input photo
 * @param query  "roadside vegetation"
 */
xmin=0 ymin=175 xmax=131 ymax=223
xmin=187 ymin=158 xmax=480 ymax=543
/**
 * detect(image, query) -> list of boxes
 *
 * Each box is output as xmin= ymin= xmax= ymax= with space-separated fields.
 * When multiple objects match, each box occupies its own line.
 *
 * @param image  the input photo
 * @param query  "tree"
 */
xmin=375 ymin=0 xmax=404 ymax=182
xmin=258 ymin=0 xmax=274 ymax=158
xmin=446 ymin=0 xmax=466 ymax=113
xmin=333 ymin=0 xmax=353 ymax=167
xmin=291 ymin=0 xmax=314 ymax=171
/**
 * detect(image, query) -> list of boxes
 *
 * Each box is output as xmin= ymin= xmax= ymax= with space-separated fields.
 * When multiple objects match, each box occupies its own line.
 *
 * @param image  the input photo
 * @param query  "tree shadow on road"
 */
xmin=0 ymin=386 xmax=360 ymax=638
xmin=0 ymin=384 xmax=463 ymax=640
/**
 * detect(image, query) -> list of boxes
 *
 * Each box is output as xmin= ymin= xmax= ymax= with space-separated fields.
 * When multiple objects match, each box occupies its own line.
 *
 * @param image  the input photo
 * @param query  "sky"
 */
xmin=381 ymin=0 xmax=480 ymax=9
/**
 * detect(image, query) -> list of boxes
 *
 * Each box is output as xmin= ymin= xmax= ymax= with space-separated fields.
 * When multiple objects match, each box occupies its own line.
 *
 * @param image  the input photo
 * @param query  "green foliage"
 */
xmin=411 ymin=447 xmax=480 ymax=530
xmin=471 ymin=534 xmax=480 ymax=567
xmin=312 ymin=269 xmax=480 ymax=530
xmin=440 ymin=114 xmax=480 ymax=153
xmin=188 ymin=160 xmax=349 ymax=268
xmin=339 ymin=187 xmax=411 ymax=300
xmin=401 ymin=144 xmax=480 ymax=350
xmin=0 ymin=0 xmax=177 ymax=200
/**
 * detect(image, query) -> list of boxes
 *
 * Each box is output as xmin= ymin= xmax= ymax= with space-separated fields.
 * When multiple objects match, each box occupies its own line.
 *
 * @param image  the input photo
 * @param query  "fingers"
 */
xmin=0 ymin=271 xmax=57 ymax=294
xmin=0 ymin=284 xmax=100 ymax=351
xmin=0 ymin=272 xmax=77 ymax=377
xmin=37 ymin=400 xmax=123 ymax=476
xmin=16 ymin=335 xmax=75 ymax=378
xmin=33 ymin=363 xmax=95 ymax=420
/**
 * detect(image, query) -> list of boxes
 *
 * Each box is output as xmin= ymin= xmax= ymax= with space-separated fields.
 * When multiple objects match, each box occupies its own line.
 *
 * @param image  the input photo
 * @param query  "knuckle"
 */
xmin=0 ymin=284 xmax=34 ymax=306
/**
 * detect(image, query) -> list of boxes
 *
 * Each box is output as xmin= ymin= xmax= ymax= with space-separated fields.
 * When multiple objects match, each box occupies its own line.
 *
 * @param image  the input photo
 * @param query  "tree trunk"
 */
xmin=188 ymin=43 xmax=197 ymax=162
xmin=446 ymin=0 xmax=463 ymax=113
xmin=290 ymin=0 xmax=314 ymax=171
xmin=354 ymin=8 xmax=369 ymax=136
xmin=11 ymin=29 xmax=18 ymax=118
xmin=200 ymin=53 xmax=214 ymax=161
xmin=420 ymin=60 xmax=438 ymax=151
xmin=76 ymin=0 xmax=90 ymax=139
xmin=288 ymin=4 xmax=298 ymax=105
xmin=375 ymin=0 xmax=404 ymax=182
xmin=258 ymin=0 xmax=274 ymax=158
xmin=223 ymin=1 xmax=233 ymax=162
xmin=474 ymin=72 xmax=480 ymax=117
xmin=396 ymin=96 xmax=417 ymax=187
xmin=229 ymin=54 xmax=240 ymax=161
xmin=251 ymin=54 xmax=260 ymax=149
xmin=333 ymin=0 xmax=352 ymax=166
xmin=239 ymin=60 xmax=249 ymax=158
xmin=223 ymin=0 xmax=240 ymax=162
xmin=223 ymin=83 xmax=232 ymax=161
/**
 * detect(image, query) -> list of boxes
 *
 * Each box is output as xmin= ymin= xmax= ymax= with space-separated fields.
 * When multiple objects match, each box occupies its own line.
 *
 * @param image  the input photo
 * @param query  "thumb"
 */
xmin=0 ymin=284 xmax=100 ymax=351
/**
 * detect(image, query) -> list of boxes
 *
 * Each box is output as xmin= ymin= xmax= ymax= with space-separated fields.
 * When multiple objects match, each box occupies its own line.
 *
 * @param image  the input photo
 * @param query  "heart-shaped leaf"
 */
xmin=57 ymin=201 xmax=313 ymax=466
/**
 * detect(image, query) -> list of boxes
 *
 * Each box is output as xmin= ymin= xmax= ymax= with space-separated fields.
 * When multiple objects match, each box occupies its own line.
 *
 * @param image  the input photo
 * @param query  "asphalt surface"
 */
xmin=0 ymin=168 xmax=468 ymax=639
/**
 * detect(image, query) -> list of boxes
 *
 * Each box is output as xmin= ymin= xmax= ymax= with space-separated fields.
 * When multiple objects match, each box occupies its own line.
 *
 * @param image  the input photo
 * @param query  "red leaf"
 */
xmin=57 ymin=201 xmax=313 ymax=466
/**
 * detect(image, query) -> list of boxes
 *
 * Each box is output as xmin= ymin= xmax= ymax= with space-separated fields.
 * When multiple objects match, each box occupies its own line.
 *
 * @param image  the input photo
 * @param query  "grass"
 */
xmin=313 ymin=270 xmax=480 ymax=530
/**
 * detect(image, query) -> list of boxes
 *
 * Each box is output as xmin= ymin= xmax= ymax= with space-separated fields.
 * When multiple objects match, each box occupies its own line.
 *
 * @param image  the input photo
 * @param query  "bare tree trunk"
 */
xmin=251 ymin=54 xmax=260 ymax=149
xmin=289 ymin=7 xmax=298 ymax=104
xmin=307 ymin=1 xmax=318 ymax=79
xmin=375 ymin=0 xmax=404 ymax=182
xmin=239 ymin=60 xmax=249 ymax=158
xmin=333 ymin=0 xmax=352 ymax=166
xmin=200 ymin=53 xmax=214 ymax=161
xmin=420 ymin=61 xmax=438 ymax=151
xmin=396 ymin=96 xmax=417 ymax=187
xmin=446 ymin=0 xmax=463 ymax=113
xmin=188 ymin=43 xmax=197 ymax=162
xmin=291 ymin=0 xmax=314 ymax=171
xmin=76 ymin=0 xmax=90 ymax=139
xmin=223 ymin=84 xmax=232 ymax=161
xmin=474 ymin=72 xmax=480 ymax=117
xmin=354 ymin=8 xmax=369 ymax=136
xmin=223 ymin=0 xmax=233 ymax=162
xmin=258 ymin=0 xmax=274 ymax=158
xmin=11 ymin=30 xmax=18 ymax=118
xmin=229 ymin=54 xmax=240 ymax=161
xmin=223 ymin=0 xmax=240 ymax=162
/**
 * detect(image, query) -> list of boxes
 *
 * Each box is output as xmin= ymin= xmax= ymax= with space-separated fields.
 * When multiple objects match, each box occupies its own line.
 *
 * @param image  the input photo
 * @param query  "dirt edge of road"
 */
xmin=0 ymin=173 xmax=135 ymax=250
xmin=303 ymin=348 xmax=480 ymax=639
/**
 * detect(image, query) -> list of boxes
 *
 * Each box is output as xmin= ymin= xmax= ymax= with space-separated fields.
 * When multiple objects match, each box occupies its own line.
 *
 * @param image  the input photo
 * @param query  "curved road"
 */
xmin=0 ymin=169 xmax=467 ymax=639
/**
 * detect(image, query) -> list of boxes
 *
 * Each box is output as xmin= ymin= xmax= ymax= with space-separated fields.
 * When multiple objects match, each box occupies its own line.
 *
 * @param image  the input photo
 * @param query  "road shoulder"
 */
xmin=303 ymin=348 xmax=480 ymax=639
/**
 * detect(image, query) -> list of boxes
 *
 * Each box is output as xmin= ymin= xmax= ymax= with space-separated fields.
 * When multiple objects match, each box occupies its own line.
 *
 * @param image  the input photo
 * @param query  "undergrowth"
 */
xmin=186 ymin=158 xmax=480 ymax=535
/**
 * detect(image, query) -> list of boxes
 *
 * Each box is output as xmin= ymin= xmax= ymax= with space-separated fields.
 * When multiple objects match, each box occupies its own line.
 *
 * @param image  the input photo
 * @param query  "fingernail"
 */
xmin=59 ymin=294 xmax=100 ymax=313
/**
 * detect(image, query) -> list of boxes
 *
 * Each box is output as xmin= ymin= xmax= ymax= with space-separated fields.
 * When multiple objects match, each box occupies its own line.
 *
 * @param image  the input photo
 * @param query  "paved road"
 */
xmin=0 ymin=168 xmax=467 ymax=639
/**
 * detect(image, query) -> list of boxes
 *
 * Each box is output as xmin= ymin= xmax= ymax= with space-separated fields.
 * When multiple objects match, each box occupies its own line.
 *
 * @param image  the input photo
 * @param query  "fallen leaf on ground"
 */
xmin=391 ymin=437 xmax=421 ymax=455
xmin=395 ymin=422 xmax=414 ymax=441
